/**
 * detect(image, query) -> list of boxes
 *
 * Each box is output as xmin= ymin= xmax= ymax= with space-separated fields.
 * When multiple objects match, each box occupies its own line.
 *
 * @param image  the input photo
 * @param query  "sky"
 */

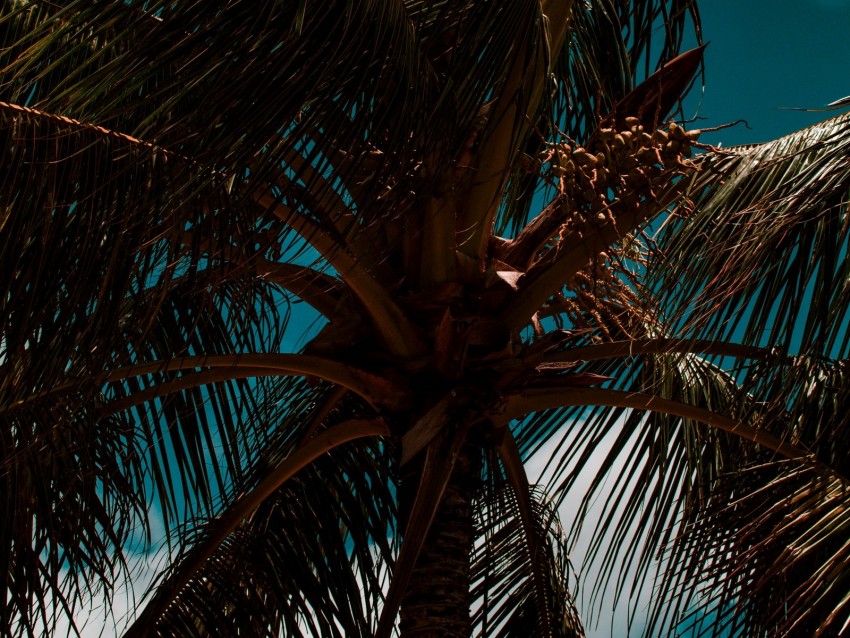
xmin=690 ymin=0 xmax=850 ymax=146
xmin=58 ymin=2 xmax=850 ymax=637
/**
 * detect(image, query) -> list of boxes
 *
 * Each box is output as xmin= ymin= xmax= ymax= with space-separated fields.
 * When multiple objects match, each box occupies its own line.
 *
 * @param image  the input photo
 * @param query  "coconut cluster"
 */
xmin=537 ymin=118 xmax=702 ymax=335
xmin=546 ymin=118 xmax=700 ymax=236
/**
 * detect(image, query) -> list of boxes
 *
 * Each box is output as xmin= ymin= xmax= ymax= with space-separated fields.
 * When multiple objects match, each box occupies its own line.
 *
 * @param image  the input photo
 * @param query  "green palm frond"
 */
xmin=514 ymin=285 xmax=850 ymax=635
xmin=1 ymin=0 xmax=439 ymax=170
xmin=1 ymin=278 xmax=296 ymax=635
xmin=655 ymin=356 xmax=850 ymax=637
xmin=1 ymin=390 xmax=146 ymax=637
xmin=556 ymin=0 xmax=701 ymax=137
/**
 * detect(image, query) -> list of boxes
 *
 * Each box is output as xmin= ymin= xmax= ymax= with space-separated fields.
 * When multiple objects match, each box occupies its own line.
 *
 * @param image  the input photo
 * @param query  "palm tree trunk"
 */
xmin=399 ymin=445 xmax=482 ymax=638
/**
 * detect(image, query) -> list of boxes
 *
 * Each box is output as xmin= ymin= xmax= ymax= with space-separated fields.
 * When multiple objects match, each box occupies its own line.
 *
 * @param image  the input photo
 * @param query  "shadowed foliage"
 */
xmin=1 ymin=1 xmax=850 ymax=637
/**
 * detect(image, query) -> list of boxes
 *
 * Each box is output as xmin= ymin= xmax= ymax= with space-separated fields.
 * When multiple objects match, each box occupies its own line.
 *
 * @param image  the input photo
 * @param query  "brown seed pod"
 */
xmin=598 ymin=127 xmax=615 ymax=141
xmin=665 ymin=140 xmax=681 ymax=155
xmin=625 ymin=167 xmax=647 ymax=188
xmin=575 ymin=151 xmax=598 ymax=167
xmin=668 ymin=122 xmax=687 ymax=142
xmin=637 ymin=147 xmax=658 ymax=164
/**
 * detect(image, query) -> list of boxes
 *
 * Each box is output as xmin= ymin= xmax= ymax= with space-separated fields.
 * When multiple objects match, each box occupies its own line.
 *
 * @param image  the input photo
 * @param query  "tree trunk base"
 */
xmin=399 ymin=445 xmax=481 ymax=638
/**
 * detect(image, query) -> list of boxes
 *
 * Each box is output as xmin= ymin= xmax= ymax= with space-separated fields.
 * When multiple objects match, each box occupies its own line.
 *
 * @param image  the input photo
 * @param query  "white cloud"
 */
xmin=43 ymin=509 xmax=169 ymax=638
xmin=526 ymin=413 xmax=656 ymax=638
xmin=69 ymin=549 xmax=166 ymax=637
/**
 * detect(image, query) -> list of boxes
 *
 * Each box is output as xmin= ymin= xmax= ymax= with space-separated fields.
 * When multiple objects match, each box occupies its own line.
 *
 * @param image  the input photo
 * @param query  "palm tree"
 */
xmin=2 ymin=0 xmax=850 ymax=636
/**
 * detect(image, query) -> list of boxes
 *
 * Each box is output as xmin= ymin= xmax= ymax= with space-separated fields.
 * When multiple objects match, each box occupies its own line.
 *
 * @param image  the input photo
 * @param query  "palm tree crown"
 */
xmin=2 ymin=1 xmax=850 ymax=637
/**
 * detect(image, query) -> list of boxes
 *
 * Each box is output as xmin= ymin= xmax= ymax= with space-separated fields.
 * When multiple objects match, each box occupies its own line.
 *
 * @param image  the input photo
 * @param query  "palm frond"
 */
xmin=653 ymin=112 xmax=850 ymax=360
xmin=504 ymin=286 xmax=759 ymax=634
xmin=1 ymin=262 xmax=299 ymax=633
xmin=514 ymin=312 xmax=850 ymax=635
xmin=0 ymin=0 xmax=439 ymax=174
xmin=652 ymin=356 xmax=850 ymax=637
xmin=137 ymin=436 xmax=398 ymax=638
xmin=472 ymin=480 xmax=585 ymax=638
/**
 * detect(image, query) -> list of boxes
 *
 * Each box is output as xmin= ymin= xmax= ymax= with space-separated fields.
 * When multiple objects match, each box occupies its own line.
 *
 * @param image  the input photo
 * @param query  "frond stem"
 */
xmin=123 ymin=419 xmax=389 ymax=637
xmin=106 ymin=353 xmax=411 ymax=411
xmin=501 ymin=387 xmax=811 ymax=463
xmin=254 ymin=192 xmax=425 ymax=357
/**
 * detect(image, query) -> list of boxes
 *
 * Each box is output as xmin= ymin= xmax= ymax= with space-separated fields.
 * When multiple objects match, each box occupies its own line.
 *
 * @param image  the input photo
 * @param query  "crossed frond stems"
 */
xmin=252 ymin=192 xmax=426 ymax=358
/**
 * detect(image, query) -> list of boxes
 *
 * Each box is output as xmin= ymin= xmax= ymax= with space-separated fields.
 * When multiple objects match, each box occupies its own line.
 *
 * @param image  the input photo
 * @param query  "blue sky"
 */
xmin=693 ymin=0 xmax=850 ymax=146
